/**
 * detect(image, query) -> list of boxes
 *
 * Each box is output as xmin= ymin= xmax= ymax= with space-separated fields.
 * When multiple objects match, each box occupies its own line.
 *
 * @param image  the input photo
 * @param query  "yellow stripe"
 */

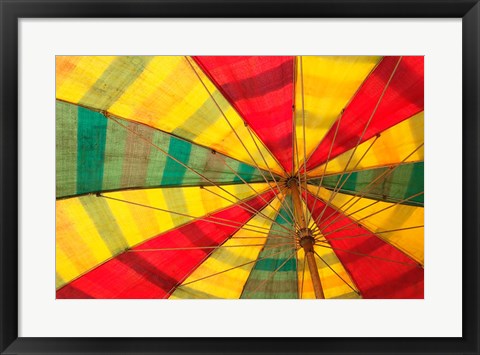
xmin=56 ymin=56 xmax=284 ymax=175
xmin=295 ymin=56 xmax=381 ymax=170
xmin=170 ymin=198 xmax=284 ymax=299
xmin=56 ymin=183 xmax=270 ymax=288
xmin=306 ymin=185 xmax=424 ymax=265
xmin=309 ymin=111 xmax=424 ymax=177
xmin=56 ymin=56 xmax=116 ymax=103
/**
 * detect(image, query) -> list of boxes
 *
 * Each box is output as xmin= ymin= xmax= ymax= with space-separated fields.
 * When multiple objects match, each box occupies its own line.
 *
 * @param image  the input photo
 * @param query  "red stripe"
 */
xmin=304 ymin=191 xmax=424 ymax=299
xmin=194 ymin=56 xmax=294 ymax=173
xmin=56 ymin=190 xmax=276 ymax=299
xmin=305 ymin=56 xmax=424 ymax=171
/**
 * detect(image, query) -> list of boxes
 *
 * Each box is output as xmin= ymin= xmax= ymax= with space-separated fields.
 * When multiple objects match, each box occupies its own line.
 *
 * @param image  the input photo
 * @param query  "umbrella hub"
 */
xmin=297 ymin=227 xmax=315 ymax=253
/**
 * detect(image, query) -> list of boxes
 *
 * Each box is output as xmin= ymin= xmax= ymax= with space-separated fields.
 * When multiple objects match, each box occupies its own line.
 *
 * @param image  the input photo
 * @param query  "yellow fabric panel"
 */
xmin=309 ymin=112 xmax=424 ymax=177
xmin=56 ymin=183 xmax=270 ymax=288
xmin=306 ymin=185 xmax=424 ymax=265
xmin=170 ymin=199 xmax=284 ymax=299
xmin=295 ymin=56 xmax=381 ymax=170
xmin=55 ymin=56 xmax=284 ymax=175
xmin=298 ymin=201 xmax=360 ymax=299
xmin=56 ymin=198 xmax=113 ymax=285
xmin=56 ymin=56 xmax=115 ymax=103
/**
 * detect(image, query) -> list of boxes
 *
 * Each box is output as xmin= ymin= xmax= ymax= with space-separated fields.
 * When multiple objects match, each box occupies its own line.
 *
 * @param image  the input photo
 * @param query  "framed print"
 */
xmin=1 ymin=1 xmax=479 ymax=354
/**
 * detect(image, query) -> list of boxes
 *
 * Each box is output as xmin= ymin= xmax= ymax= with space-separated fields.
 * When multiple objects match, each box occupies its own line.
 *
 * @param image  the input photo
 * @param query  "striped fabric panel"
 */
xmin=305 ymin=56 xmax=424 ymax=171
xmin=304 ymin=190 xmax=424 ymax=298
xmin=241 ymin=196 xmax=297 ymax=299
xmin=56 ymin=183 xmax=271 ymax=288
xmin=294 ymin=56 xmax=381 ymax=170
xmin=56 ymin=190 xmax=276 ymax=298
xmin=309 ymin=112 xmax=424 ymax=177
xmin=169 ymin=198 xmax=283 ymax=299
xmin=194 ymin=56 xmax=294 ymax=173
xmin=56 ymin=56 xmax=284 ymax=175
xmin=56 ymin=101 xmax=272 ymax=198
xmin=307 ymin=185 xmax=424 ymax=265
xmin=309 ymin=162 xmax=424 ymax=206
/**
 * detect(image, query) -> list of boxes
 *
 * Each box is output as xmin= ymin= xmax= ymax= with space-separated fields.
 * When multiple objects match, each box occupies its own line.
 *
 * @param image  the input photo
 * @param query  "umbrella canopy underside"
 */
xmin=56 ymin=55 xmax=424 ymax=299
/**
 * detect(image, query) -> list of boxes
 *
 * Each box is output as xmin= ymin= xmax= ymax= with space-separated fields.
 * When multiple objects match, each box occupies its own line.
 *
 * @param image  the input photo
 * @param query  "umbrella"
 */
xmin=55 ymin=56 xmax=424 ymax=299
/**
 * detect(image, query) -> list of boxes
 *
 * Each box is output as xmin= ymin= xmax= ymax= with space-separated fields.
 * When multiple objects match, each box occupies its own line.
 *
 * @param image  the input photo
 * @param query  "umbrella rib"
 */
xmin=98 ymin=193 xmax=294 ymax=238
xmin=315 ymin=242 xmax=422 ymax=268
xmin=245 ymin=125 xmax=298 ymax=226
xmin=218 ymin=155 xmax=296 ymax=228
xmin=312 ymin=56 xmax=403 ymax=226
xmin=200 ymin=186 xmax=296 ymax=235
xmin=184 ymin=56 xmax=289 ymax=177
xmin=313 ymin=251 xmax=360 ymax=296
xmin=185 ymin=56 xmax=297 ymax=228
xmin=176 ymin=245 xmax=296 ymax=288
xmin=243 ymin=250 xmax=297 ymax=297
xmin=129 ymin=243 xmax=293 ymax=252
xmin=317 ymin=143 xmax=424 ymax=230
xmin=306 ymin=100 xmax=345 ymax=226
xmin=314 ymin=225 xmax=424 ymax=242
xmin=300 ymin=57 xmax=310 ymax=222
xmin=107 ymin=116 xmax=294 ymax=233
xmin=313 ymin=133 xmax=380 ymax=227
xmin=320 ymin=191 xmax=424 ymax=238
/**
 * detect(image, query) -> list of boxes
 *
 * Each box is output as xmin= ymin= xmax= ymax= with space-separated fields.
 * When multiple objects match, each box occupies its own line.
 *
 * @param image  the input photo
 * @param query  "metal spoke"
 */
xmin=314 ymin=225 xmax=424 ymax=242
xmin=315 ymin=242 xmax=421 ymax=268
xmin=184 ymin=56 xmax=288 ymax=176
xmin=245 ymin=126 xmax=298 ymax=226
xmin=201 ymin=186 xmax=296 ymax=235
xmin=176 ymin=245 xmax=296 ymax=288
xmin=320 ymin=191 xmax=424 ymax=238
xmin=130 ymin=242 xmax=294 ymax=252
xmin=244 ymin=251 xmax=297 ymax=297
xmin=98 ymin=193 xmax=294 ymax=238
xmin=314 ymin=251 xmax=360 ymax=296
xmin=313 ymin=57 xmax=403 ymax=227
xmin=318 ymin=144 xmax=424 ymax=230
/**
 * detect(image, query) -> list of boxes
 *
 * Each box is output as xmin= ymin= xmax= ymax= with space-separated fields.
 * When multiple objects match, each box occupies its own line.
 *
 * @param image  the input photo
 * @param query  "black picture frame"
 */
xmin=1 ymin=1 xmax=479 ymax=354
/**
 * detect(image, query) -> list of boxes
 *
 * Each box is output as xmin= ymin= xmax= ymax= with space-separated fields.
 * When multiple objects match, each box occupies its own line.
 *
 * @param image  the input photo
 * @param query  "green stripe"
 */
xmin=79 ymin=56 xmax=152 ymax=110
xmin=57 ymin=101 xmax=271 ymax=198
xmin=313 ymin=162 xmax=424 ymax=206
xmin=76 ymin=106 xmax=107 ymax=194
xmin=56 ymin=101 xmax=78 ymax=197
xmin=241 ymin=196 xmax=297 ymax=299
xmin=161 ymin=137 xmax=192 ymax=185
xmin=79 ymin=195 xmax=129 ymax=255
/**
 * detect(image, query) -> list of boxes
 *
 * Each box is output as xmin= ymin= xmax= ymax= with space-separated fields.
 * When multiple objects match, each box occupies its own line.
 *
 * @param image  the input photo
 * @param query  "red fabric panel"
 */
xmin=194 ymin=56 xmax=294 ymax=173
xmin=305 ymin=56 xmax=424 ymax=171
xmin=56 ymin=190 xmax=276 ymax=299
xmin=304 ymin=191 xmax=424 ymax=299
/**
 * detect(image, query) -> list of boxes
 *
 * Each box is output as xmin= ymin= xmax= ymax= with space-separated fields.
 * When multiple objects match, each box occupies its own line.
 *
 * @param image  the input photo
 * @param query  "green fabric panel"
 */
xmin=78 ymin=56 xmax=153 ymax=110
xmin=102 ymin=118 xmax=127 ymax=191
xmin=161 ymin=137 xmax=191 ymax=185
xmin=56 ymin=101 xmax=78 ymax=197
xmin=313 ymin=162 xmax=424 ymax=206
xmin=57 ymin=101 xmax=272 ymax=198
xmin=76 ymin=106 xmax=107 ymax=195
xmin=241 ymin=196 xmax=298 ymax=299
xmin=79 ymin=195 xmax=129 ymax=255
